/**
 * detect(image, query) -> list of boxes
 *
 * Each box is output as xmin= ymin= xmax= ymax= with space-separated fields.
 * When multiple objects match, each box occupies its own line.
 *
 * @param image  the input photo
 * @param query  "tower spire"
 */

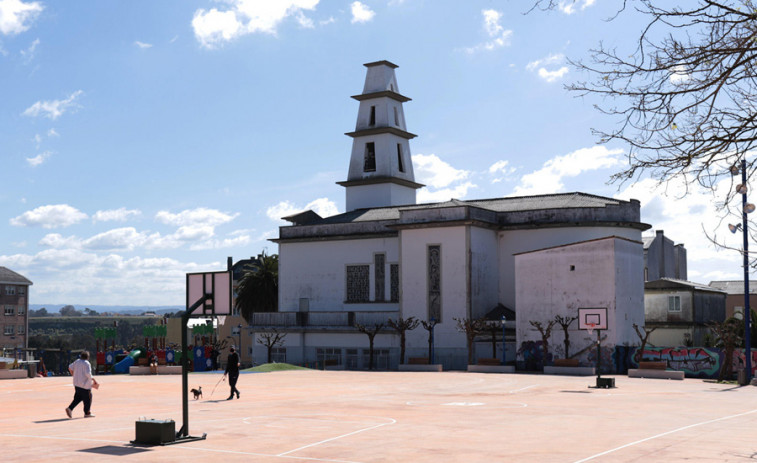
xmin=337 ymin=61 xmax=423 ymax=212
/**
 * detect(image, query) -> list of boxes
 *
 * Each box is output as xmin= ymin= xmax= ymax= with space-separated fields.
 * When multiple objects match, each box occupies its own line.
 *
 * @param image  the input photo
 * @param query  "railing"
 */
xmin=251 ymin=311 xmax=398 ymax=328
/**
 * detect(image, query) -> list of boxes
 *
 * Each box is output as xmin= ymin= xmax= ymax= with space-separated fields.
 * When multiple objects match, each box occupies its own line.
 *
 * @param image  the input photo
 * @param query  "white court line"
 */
xmin=0 ymin=433 xmax=123 ymax=444
xmin=572 ymin=408 xmax=757 ymax=463
xmin=182 ymin=446 xmax=363 ymax=463
xmin=508 ymin=384 xmax=536 ymax=394
xmin=277 ymin=417 xmax=396 ymax=457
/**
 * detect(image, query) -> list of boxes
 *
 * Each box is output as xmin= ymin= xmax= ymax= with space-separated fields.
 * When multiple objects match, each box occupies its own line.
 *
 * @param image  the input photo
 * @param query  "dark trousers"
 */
xmin=68 ymin=386 xmax=92 ymax=414
xmin=228 ymin=372 xmax=240 ymax=397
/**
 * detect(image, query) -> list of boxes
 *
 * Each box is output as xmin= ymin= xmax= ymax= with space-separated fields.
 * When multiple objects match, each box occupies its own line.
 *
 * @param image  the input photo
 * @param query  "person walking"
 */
xmin=224 ymin=346 xmax=240 ymax=400
xmin=65 ymin=351 xmax=99 ymax=418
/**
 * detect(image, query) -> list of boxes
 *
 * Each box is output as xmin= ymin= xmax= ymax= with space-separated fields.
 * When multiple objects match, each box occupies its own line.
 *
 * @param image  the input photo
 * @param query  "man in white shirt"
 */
xmin=65 ymin=351 xmax=99 ymax=418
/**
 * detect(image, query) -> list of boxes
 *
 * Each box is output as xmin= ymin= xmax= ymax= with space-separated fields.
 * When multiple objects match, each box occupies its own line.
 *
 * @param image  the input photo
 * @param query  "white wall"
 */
xmin=470 ymin=226 xmax=499 ymax=319
xmin=613 ymin=238 xmax=645 ymax=346
xmin=278 ymin=237 xmax=399 ymax=312
xmin=345 ymin=181 xmax=416 ymax=211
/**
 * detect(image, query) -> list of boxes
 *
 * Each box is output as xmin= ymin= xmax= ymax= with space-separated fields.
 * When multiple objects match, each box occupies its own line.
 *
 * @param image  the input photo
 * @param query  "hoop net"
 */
xmin=586 ymin=323 xmax=597 ymax=336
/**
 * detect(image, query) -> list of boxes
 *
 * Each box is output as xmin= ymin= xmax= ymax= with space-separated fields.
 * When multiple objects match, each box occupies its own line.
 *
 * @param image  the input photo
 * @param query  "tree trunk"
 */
xmin=400 ymin=333 xmax=406 ymax=365
xmin=368 ymin=336 xmax=375 ymax=370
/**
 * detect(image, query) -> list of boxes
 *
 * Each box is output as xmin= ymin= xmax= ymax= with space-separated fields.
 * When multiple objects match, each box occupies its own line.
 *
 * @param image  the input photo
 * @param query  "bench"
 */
xmin=553 ymin=358 xmax=580 ymax=367
xmin=408 ymin=357 xmax=429 ymax=365
xmin=477 ymin=358 xmax=502 ymax=366
xmin=638 ymin=361 xmax=668 ymax=370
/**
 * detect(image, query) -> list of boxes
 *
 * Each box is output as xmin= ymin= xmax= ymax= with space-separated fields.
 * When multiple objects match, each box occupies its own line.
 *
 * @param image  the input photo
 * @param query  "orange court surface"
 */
xmin=1 ymin=370 xmax=756 ymax=462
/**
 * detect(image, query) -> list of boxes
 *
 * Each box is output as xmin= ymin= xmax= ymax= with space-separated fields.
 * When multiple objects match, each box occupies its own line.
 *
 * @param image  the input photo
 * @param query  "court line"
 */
xmin=277 ymin=417 xmax=396 ymax=457
xmin=572 ymin=408 xmax=757 ymax=463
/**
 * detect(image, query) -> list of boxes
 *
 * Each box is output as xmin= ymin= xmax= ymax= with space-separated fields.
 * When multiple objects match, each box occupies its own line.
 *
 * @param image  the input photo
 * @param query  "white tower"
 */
xmin=338 ymin=60 xmax=424 ymax=212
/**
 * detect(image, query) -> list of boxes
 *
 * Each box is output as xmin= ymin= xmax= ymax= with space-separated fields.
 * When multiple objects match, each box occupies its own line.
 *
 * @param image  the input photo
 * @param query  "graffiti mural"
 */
xmin=587 ymin=346 xmax=615 ymax=374
xmin=517 ymin=341 xmax=549 ymax=371
xmin=732 ymin=349 xmax=757 ymax=378
xmin=628 ymin=347 xmax=722 ymax=378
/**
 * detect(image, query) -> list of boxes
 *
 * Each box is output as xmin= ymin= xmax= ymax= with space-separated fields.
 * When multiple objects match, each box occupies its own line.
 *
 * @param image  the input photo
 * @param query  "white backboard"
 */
xmin=186 ymin=271 xmax=232 ymax=316
xmin=578 ymin=307 xmax=608 ymax=330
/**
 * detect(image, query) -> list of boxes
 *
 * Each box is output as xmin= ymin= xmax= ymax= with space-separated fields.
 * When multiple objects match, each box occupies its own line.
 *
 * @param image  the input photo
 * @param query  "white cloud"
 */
xmin=23 ymin=90 xmax=84 ymax=120
xmin=464 ymin=9 xmax=513 ymax=54
xmin=319 ymin=16 xmax=335 ymax=26
xmin=26 ymin=150 xmax=51 ymax=166
xmin=413 ymin=153 xmax=471 ymax=188
xmin=192 ymin=0 xmax=320 ymax=49
xmin=418 ymin=182 xmax=477 ymax=204
xmin=488 ymin=159 xmax=516 ymax=184
xmin=10 ymin=204 xmax=87 ymax=228
xmin=82 ymin=227 xmax=148 ymax=251
xmin=93 ymin=208 xmax=142 ymax=223
xmin=669 ymin=65 xmax=690 ymax=84
xmin=39 ymin=233 xmax=80 ymax=249
xmin=526 ymin=54 xmax=569 ymax=83
xmin=350 ymin=1 xmax=374 ymax=23
xmin=190 ymin=234 xmax=251 ymax=251
xmin=0 ymin=0 xmax=43 ymax=36
xmin=47 ymin=128 xmax=59 ymax=137
xmin=134 ymin=40 xmax=153 ymax=49
xmin=558 ymin=0 xmax=596 ymax=15
xmin=295 ymin=11 xmax=314 ymax=28
xmin=20 ymin=36 xmax=38 ymax=63
xmin=266 ymin=197 xmax=339 ymax=222
xmin=155 ymin=207 xmax=238 ymax=227
xmin=512 ymin=146 xmax=623 ymax=196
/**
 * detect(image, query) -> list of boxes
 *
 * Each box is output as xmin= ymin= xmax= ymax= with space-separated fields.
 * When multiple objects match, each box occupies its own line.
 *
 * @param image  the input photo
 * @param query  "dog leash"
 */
xmin=209 ymin=375 xmax=225 ymax=399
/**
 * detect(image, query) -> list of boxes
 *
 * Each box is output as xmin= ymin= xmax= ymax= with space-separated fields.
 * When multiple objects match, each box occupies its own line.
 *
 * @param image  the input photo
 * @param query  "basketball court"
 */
xmin=1 ymin=370 xmax=756 ymax=462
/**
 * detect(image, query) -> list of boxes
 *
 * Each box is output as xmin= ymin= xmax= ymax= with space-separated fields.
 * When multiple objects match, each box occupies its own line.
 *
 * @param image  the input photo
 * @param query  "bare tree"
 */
xmin=554 ymin=315 xmax=577 ymax=359
xmin=708 ymin=317 xmax=743 ymax=381
xmin=529 ymin=320 xmax=557 ymax=367
xmin=632 ymin=323 xmax=658 ymax=364
xmin=454 ymin=317 xmax=487 ymax=365
xmin=420 ymin=319 xmax=438 ymax=362
xmin=355 ymin=322 xmax=384 ymax=370
xmin=256 ymin=329 xmax=286 ymax=364
xmin=482 ymin=321 xmax=503 ymax=358
xmin=534 ymin=1 xmax=757 ymax=221
xmin=387 ymin=317 xmax=420 ymax=365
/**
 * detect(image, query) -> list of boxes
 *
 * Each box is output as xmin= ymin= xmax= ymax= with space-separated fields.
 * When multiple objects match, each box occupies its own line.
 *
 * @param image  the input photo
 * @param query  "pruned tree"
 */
xmin=709 ymin=317 xmax=743 ymax=381
xmin=387 ymin=316 xmax=420 ymax=364
xmin=355 ymin=322 xmax=384 ymax=370
xmin=454 ymin=317 xmax=487 ymax=365
xmin=482 ymin=320 xmax=504 ymax=358
xmin=554 ymin=315 xmax=577 ymax=359
xmin=256 ymin=329 xmax=286 ymax=364
xmin=235 ymin=252 xmax=279 ymax=324
xmin=633 ymin=323 xmax=658 ymax=364
xmin=420 ymin=319 xmax=438 ymax=362
xmin=529 ymin=320 xmax=556 ymax=367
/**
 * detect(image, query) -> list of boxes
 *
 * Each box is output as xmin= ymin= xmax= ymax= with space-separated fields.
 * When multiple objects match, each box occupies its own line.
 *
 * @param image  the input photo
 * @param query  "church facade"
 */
xmin=259 ymin=61 xmax=650 ymax=370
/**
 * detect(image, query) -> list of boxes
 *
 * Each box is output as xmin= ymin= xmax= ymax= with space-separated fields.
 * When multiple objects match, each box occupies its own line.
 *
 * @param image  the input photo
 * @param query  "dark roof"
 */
xmin=646 ymin=278 xmax=724 ymax=293
xmin=484 ymin=303 xmax=516 ymax=321
xmin=0 ymin=267 xmax=32 ymax=285
xmin=282 ymin=210 xmax=323 ymax=225
xmin=708 ymin=280 xmax=757 ymax=295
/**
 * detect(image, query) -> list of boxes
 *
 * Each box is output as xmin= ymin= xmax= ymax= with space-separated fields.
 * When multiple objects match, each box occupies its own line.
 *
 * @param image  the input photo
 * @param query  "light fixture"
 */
xmin=729 ymin=223 xmax=743 ymax=233
xmin=731 ymin=164 xmax=741 ymax=176
xmin=737 ymin=184 xmax=748 ymax=195
xmin=746 ymin=203 xmax=756 ymax=214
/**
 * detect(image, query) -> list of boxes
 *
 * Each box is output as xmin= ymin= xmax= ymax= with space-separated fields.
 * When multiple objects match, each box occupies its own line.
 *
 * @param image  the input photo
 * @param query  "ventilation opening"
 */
xmin=393 ymin=106 xmax=399 ymax=126
xmin=369 ymin=106 xmax=376 ymax=126
xmin=570 ymin=265 xmax=575 ymax=271
xmin=364 ymin=142 xmax=376 ymax=172
xmin=397 ymin=144 xmax=405 ymax=173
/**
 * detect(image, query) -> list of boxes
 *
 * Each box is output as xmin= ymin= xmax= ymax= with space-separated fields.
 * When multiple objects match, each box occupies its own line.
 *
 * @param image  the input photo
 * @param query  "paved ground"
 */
xmin=1 ymin=370 xmax=756 ymax=462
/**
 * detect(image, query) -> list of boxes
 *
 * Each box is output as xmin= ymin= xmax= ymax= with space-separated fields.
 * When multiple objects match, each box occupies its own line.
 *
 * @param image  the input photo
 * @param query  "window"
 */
xmin=393 ymin=106 xmax=399 ymax=126
xmin=362 ymin=348 xmax=390 ymax=370
xmin=271 ymin=347 xmax=286 ymax=363
xmin=346 ymin=265 xmax=370 ymax=302
xmin=17 ymin=305 xmax=25 ymax=316
xmin=346 ymin=349 xmax=359 ymax=369
xmin=397 ymin=144 xmax=405 ymax=172
xmin=428 ymin=245 xmax=442 ymax=321
xmin=316 ymin=348 xmax=342 ymax=367
xmin=375 ymin=254 xmax=385 ymax=302
xmin=668 ymin=296 xmax=681 ymax=312
xmin=17 ymin=325 xmax=24 ymax=335
xmin=369 ymin=106 xmax=376 ymax=126
xmin=3 ymin=325 xmax=13 ymax=335
xmin=4 ymin=306 xmax=13 ymax=316
xmin=363 ymin=142 xmax=376 ymax=172
xmin=17 ymin=286 xmax=25 ymax=295
xmin=5 ymin=286 xmax=15 ymax=295
xmin=390 ymin=264 xmax=399 ymax=302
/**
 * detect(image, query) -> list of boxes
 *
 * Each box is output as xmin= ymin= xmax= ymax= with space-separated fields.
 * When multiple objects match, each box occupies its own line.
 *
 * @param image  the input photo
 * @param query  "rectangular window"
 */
xmin=5 ymin=286 xmax=15 ymax=295
xmin=17 ymin=286 xmax=25 ymax=295
xmin=4 ymin=306 xmax=13 ymax=316
xmin=668 ymin=295 xmax=681 ymax=312
xmin=390 ymin=264 xmax=399 ymax=303
xmin=361 ymin=348 xmax=390 ymax=370
xmin=397 ymin=144 xmax=405 ymax=172
xmin=363 ymin=142 xmax=376 ymax=172
xmin=17 ymin=305 xmax=25 ymax=316
xmin=271 ymin=347 xmax=286 ymax=363
xmin=374 ymin=254 xmax=385 ymax=302
xmin=393 ymin=106 xmax=399 ymax=126
xmin=346 ymin=349 xmax=359 ymax=370
xmin=17 ymin=325 xmax=25 ymax=335
xmin=369 ymin=106 xmax=376 ymax=126
xmin=428 ymin=245 xmax=442 ymax=321
xmin=316 ymin=348 xmax=342 ymax=367
xmin=346 ymin=265 xmax=370 ymax=303
xmin=3 ymin=325 xmax=13 ymax=335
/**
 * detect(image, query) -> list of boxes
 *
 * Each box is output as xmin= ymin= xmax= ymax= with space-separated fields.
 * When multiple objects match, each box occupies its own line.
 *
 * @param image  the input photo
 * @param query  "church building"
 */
xmin=261 ymin=61 xmax=650 ymax=370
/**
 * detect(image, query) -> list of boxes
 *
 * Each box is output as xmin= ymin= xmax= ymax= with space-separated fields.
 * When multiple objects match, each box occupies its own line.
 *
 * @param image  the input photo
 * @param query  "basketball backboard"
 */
xmin=578 ymin=307 xmax=608 ymax=330
xmin=186 ymin=271 xmax=232 ymax=316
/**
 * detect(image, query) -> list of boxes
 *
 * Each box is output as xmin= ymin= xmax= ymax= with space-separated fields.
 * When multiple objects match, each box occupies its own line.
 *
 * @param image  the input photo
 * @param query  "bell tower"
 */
xmin=337 ymin=60 xmax=424 ymax=211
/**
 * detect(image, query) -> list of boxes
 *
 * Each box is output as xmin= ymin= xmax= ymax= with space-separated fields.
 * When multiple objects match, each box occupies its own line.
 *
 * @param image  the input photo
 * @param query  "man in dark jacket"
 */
xmin=224 ymin=346 xmax=240 ymax=400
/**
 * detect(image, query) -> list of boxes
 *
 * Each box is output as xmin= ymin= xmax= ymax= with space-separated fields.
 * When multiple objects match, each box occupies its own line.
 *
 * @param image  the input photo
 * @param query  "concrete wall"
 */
xmin=499 ymin=226 xmax=642 ymax=310
xmin=645 ymin=290 xmax=693 ymax=323
xmin=470 ymin=226 xmax=499 ymax=319
xmin=279 ymin=237 xmax=400 ymax=312
xmin=345 ymin=181 xmax=416 ymax=212
xmin=613 ymin=238 xmax=646 ymax=346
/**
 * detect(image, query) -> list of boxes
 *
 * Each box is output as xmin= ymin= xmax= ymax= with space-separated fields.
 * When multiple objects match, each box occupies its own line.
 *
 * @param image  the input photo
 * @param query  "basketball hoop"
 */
xmin=586 ymin=323 xmax=597 ymax=336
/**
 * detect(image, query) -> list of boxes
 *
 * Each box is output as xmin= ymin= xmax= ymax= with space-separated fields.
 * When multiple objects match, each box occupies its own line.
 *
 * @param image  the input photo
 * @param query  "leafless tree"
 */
xmin=256 ymin=329 xmax=286 ymax=364
xmin=420 ymin=319 xmax=438 ymax=362
xmin=387 ymin=317 xmax=420 ymax=364
xmin=554 ymin=315 xmax=577 ymax=359
xmin=482 ymin=321 xmax=504 ymax=358
xmin=355 ymin=322 xmax=384 ymax=370
xmin=708 ymin=317 xmax=743 ymax=381
xmin=632 ymin=323 xmax=658 ymax=364
xmin=530 ymin=320 xmax=557 ymax=367
xmin=455 ymin=317 xmax=487 ymax=365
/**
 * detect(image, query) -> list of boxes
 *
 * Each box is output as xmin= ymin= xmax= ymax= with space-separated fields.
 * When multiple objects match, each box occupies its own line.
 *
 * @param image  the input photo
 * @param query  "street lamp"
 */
xmin=729 ymin=159 xmax=754 ymax=383
xmin=237 ymin=324 xmax=242 ymax=366
xmin=501 ymin=315 xmax=507 ymax=366
xmin=430 ymin=317 xmax=436 ymax=365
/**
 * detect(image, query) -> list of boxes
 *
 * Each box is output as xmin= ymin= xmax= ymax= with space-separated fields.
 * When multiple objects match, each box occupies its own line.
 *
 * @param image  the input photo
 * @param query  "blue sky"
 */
xmin=0 ymin=0 xmax=747 ymax=306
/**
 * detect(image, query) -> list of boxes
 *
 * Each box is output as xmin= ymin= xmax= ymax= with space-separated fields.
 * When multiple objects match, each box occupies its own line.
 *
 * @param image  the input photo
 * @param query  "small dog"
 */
xmin=190 ymin=386 xmax=202 ymax=400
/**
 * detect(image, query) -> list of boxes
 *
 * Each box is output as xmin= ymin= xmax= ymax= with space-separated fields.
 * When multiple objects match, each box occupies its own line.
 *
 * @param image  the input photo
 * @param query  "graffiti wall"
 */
xmin=628 ymin=347 xmax=722 ymax=378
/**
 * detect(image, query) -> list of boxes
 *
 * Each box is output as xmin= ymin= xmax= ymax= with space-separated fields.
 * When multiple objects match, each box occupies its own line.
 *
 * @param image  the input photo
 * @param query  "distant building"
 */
xmin=0 ymin=267 xmax=33 ymax=355
xmin=708 ymin=280 xmax=757 ymax=319
xmin=643 ymin=230 xmax=687 ymax=281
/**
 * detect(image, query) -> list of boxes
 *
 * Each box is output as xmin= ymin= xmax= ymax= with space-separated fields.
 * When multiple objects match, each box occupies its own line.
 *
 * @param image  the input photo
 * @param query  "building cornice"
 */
xmin=345 ymin=126 xmax=417 ymax=139
xmin=337 ymin=176 xmax=424 ymax=189
xmin=351 ymin=90 xmax=411 ymax=103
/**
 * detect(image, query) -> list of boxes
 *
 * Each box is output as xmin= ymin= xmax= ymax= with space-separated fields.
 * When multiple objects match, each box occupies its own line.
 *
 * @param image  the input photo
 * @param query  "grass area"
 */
xmin=243 ymin=363 xmax=310 ymax=372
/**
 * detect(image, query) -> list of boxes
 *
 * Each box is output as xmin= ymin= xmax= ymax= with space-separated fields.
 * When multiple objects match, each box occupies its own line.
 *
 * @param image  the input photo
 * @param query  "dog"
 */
xmin=190 ymin=386 xmax=202 ymax=400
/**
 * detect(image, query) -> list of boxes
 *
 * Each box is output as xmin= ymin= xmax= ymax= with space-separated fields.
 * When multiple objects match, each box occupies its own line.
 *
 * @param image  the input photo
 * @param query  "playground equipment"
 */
xmin=112 ymin=349 xmax=142 ymax=374
xmin=95 ymin=326 xmax=117 ymax=373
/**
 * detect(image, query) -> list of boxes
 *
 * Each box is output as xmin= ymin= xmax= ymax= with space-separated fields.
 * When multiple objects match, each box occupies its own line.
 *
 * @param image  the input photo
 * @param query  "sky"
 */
xmin=0 ymin=0 xmax=750 ymax=307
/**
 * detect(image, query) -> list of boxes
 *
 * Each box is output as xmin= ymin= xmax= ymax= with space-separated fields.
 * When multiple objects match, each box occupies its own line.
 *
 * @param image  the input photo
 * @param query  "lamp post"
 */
xmin=237 ymin=324 xmax=242 ymax=366
xmin=730 ymin=159 xmax=753 ymax=383
xmin=430 ymin=317 xmax=435 ymax=365
xmin=501 ymin=315 xmax=507 ymax=366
